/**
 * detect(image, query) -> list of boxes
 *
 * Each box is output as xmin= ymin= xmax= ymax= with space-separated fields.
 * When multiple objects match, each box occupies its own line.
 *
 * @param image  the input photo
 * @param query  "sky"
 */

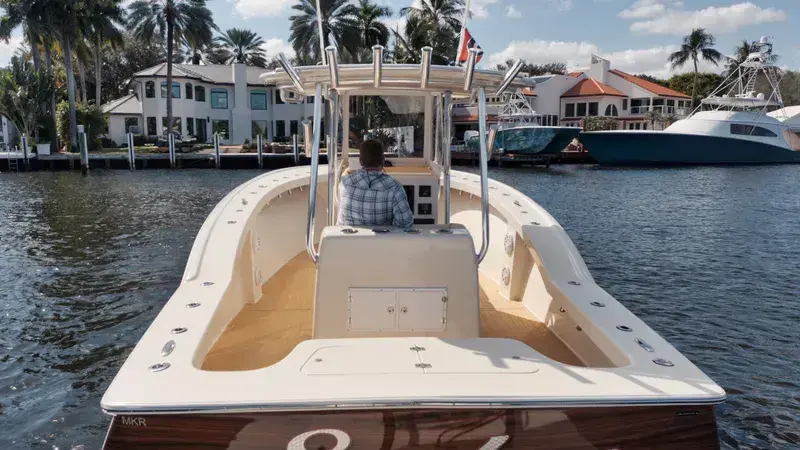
xmin=0 ymin=0 xmax=797 ymax=78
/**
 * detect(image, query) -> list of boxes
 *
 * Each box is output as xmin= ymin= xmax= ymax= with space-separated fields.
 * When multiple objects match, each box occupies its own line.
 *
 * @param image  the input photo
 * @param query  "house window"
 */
xmin=147 ymin=117 xmax=157 ymax=135
xmin=588 ymin=102 xmax=599 ymax=116
xmin=145 ymin=81 xmax=155 ymax=98
xmin=730 ymin=124 xmax=777 ymax=137
xmin=565 ymin=103 xmax=575 ymax=118
xmin=275 ymin=120 xmax=286 ymax=137
xmin=252 ymin=120 xmax=268 ymax=139
xmin=210 ymin=89 xmax=228 ymax=109
xmin=124 ymin=117 xmax=139 ymax=133
xmin=622 ymin=99 xmax=628 ymax=111
xmin=195 ymin=86 xmax=206 ymax=102
xmin=161 ymin=117 xmax=182 ymax=134
xmin=161 ymin=81 xmax=180 ymax=98
xmin=604 ymin=105 xmax=619 ymax=117
xmin=290 ymin=120 xmax=298 ymax=135
xmin=576 ymin=103 xmax=587 ymax=117
xmin=275 ymin=92 xmax=285 ymax=105
xmin=186 ymin=118 xmax=194 ymax=136
xmin=186 ymin=83 xmax=193 ymax=100
xmin=251 ymin=90 xmax=267 ymax=110
xmin=212 ymin=120 xmax=229 ymax=139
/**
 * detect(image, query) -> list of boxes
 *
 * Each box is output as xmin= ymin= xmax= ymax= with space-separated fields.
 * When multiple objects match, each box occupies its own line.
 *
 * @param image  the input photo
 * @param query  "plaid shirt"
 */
xmin=337 ymin=169 xmax=414 ymax=228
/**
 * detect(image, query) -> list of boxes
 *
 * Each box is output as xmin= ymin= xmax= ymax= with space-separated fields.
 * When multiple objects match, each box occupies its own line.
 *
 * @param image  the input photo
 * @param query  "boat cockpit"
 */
xmin=192 ymin=47 xmax=633 ymax=374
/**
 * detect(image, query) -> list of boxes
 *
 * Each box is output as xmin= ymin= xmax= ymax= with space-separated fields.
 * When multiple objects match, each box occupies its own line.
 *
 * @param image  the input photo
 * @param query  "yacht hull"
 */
xmin=469 ymin=127 xmax=581 ymax=155
xmin=580 ymin=131 xmax=800 ymax=165
xmin=104 ymin=404 xmax=719 ymax=449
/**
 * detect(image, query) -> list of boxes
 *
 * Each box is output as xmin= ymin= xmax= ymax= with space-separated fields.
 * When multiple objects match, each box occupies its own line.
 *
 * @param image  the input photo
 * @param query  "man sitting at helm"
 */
xmin=337 ymin=140 xmax=414 ymax=229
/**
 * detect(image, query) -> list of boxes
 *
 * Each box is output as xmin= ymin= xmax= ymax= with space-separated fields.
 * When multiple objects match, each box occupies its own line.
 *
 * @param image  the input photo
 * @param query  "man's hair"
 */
xmin=359 ymin=140 xmax=385 ymax=168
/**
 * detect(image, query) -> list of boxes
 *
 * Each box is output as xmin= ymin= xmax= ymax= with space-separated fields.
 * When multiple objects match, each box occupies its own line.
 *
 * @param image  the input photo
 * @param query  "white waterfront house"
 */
xmin=452 ymin=55 xmax=692 ymax=137
xmin=102 ymin=63 xmax=316 ymax=146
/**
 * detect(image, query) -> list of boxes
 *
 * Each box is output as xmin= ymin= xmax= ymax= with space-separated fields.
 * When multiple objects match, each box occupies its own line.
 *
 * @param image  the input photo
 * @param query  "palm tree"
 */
xmin=85 ymin=0 xmax=126 ymax=104
xmin=399 ymin=0 xmax=464 ymax=31
xmin=289 ymin=0 xmax=359 ymax=64
xmin=398 ymin=0 xmax=465 ymax=64
xmin=354 ymin=0 xmax=392 ymax=48
xmin=214 ymin=28 xmax=267 ymax=66
xmin=127 ymin=0 xmax=216 ymax=136
xmin=668 ymin=28 xmax=723 ymax=109
xmin=392 ymin=15 xmax=433 ymax=64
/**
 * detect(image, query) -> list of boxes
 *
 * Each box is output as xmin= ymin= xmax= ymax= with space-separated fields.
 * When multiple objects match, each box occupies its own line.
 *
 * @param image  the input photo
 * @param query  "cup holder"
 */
xmin=404 ymin=229 xmax=421 ymax=234
xmin=341 ymin=228 xmax=358 ymax=234
xmin=372 ymin=228 xmax=391 ymax=234
xmin=436 ymin=229 xmax=453 ymax=234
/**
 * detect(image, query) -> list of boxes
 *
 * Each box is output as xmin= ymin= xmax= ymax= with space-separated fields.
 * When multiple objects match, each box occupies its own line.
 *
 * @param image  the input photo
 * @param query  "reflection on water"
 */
xmin=1 ymin=167 xmax=799 ymax=449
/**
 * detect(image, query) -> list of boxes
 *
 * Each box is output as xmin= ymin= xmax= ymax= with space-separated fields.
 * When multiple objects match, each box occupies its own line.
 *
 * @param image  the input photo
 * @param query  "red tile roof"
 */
xmin=521 ymin=87 xmax=536 ymax=96
xmin=561 ymin=78 xmax=626 ymax=98
xmin=567 ymin=71 xmax=584 ymax=78
xmin=609 ymin=69 xmax=690 ymax=99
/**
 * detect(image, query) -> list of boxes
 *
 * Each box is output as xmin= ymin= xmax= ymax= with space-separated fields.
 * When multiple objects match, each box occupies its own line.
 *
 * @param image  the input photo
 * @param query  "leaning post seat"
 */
xmin=312 ymin=225 xmax=480 ymax=339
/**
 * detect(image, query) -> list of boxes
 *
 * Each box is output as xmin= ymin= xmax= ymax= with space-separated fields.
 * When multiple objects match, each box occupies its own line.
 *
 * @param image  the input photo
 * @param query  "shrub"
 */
xmin=100 ymin=137 xmax=117 ymax=148
xmin=56 ymin=101 xmax=108 ymax=152
xmin=583 ymin=117 xmax=620 ymax=131
xmin=132 ymin=135 xmax=158 ymax=146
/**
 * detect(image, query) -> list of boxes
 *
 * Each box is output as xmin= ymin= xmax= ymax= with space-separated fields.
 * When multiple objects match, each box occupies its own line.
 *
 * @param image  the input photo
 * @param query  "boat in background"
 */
xmin=467 ymin=90 xmax=581 ymax=156
xmin=581 ymin=38 xmax=800 ymax=165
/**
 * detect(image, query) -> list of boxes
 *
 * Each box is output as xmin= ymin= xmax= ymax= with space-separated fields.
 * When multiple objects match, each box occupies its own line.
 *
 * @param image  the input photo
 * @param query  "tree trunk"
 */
xmin=45 ymin=44 xmax=58 ymax=153
xmin=63 ymin=37 xmax=79 ymax=150
xmin=691 ymin=59 xmax=699 ymax=110
xmin=28 ymin=30 xmax=42 ymax=71
xmin=166 ymin=19 xmax=174 ymax=135
xmin=78 ymin=58 xmax=88 ymax=103
xmin=95 ymin=36 xmax=102 ymax=104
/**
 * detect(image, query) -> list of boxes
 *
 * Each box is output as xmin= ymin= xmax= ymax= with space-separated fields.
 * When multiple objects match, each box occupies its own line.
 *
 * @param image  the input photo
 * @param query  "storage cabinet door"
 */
xmin=348 ymin=289 xmax=397 ymax=331
xmin=397 ymin=289 xmax=447 ymax=331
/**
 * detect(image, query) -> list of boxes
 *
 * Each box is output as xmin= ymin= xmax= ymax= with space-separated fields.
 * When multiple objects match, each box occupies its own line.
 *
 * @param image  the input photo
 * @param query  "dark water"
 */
xmin=1 ymin=167 xmax=798 ymax=449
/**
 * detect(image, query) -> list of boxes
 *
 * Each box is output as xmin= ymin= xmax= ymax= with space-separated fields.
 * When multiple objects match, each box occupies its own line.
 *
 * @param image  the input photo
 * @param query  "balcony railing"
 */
xmin=630 ymin=105 xmax=690 ymax=116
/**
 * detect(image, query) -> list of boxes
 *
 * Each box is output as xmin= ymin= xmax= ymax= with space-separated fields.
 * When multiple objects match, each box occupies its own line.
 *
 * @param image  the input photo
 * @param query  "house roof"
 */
xmin=609 ymin=69 xmax=691 ymax=99
xmin=520 ymin=87 xmax=536 ymax=96
xmin=101 ymin=93 xmax=141 ymax=115
xmin=132 ymin=63 xmax=274 ymax=85
xmin=567 ymin=71 xmax=584 ymax=78
xmin=561 ymin=78 xmax=626 ymax=98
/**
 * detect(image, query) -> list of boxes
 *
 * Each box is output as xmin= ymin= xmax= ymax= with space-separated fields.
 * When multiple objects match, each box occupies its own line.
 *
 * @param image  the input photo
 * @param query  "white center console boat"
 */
xmin=101 ymin=46 xmax=725 ymax=448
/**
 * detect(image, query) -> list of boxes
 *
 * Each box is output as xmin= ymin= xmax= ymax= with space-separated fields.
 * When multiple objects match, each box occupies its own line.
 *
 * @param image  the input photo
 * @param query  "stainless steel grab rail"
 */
xmin=305 ymin=83 xmax=323 ymax=264
xmin=327 ymin=90 xmax=339 ymax=226
xmin=475 ymin=87 xmax=490 ymax=263
xmin=442 ymin=90 xmax=452 ymax=225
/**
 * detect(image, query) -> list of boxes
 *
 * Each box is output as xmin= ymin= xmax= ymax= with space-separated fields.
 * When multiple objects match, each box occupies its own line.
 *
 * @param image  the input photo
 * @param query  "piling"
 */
xmin=20 ymin=135 xmax=29 ymax=171
xmin=127 ymin=133 xmax=136 ymax=171
xmin=168 ymin=134 xmax=176 ymax=169
xmin=214 ymin=134 xmax=221 ymax=169
xmin=292 ymin=134 xmax=299 ymax=165
xmin=78 ymin=126 xmax=89 ymax=176
xmin=257 ymin=134 xmax=264 ymax=170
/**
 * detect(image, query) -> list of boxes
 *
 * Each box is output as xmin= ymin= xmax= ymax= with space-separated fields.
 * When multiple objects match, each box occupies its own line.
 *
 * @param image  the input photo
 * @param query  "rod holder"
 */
xmin=305 ymin=84 xmax=324 ymax=264
xmin=420 ymin=47 xmax=432 ymax=89
xmin=463 ymin=48 xmax=479 ymax=92
xmin=278 ymin=52 xmax=305 ymax=93
xmin=475 ymin=87 xmax=490 ymax=263
xmin=494 ymin=59 xmax=525 ymax=96
xmin=326 ymin=46 xmax=339 ymax=89
xmin=373 ymin=45 xmax=384 ymax=88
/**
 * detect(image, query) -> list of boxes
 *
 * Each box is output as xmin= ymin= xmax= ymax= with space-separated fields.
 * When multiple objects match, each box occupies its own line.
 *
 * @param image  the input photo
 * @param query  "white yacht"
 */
xmin=101 ymin=46 xmax=725 ymax=448
xmin=581 ymin=38 xmax=800 ymax=165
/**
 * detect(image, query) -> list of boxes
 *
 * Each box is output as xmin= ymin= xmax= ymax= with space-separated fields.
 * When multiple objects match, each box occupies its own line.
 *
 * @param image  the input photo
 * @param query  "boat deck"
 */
xmin=202 ymin=252 xmax=582 ymax=371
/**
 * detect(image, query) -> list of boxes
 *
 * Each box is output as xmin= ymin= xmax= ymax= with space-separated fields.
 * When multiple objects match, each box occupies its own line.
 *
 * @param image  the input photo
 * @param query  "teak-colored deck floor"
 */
xmin=202 ymin=253 xmax=582 ymax=371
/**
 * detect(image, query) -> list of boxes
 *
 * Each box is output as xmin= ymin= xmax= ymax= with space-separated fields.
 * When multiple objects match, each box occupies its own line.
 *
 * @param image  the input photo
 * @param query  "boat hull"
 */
xmin=468 ymin=127 xmax=581 ymax=155
xmin=104 ymin=405 xmax=719 ymax=449
xmin=580 ymin=131 xmax=800 ymax=165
